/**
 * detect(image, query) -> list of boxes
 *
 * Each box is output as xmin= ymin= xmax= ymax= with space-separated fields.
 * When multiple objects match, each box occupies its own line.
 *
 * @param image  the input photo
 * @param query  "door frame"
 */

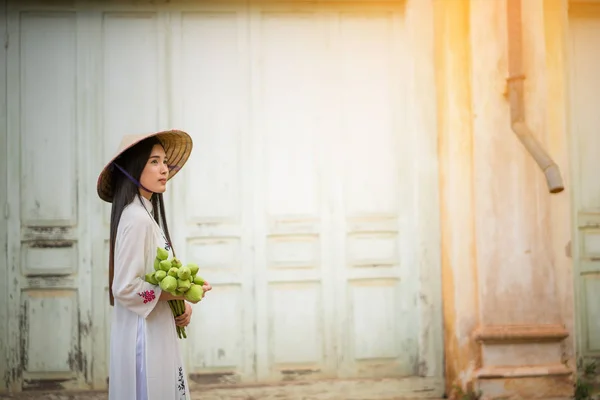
xmin=5 ymin=5 xmax=21 ymax=392
xmin=567 ymin=1 xmax=600 ymax=362
xmin=2 ymin=0 xmax=444 ymax=392
xmin=0 ymin=0 xmax=8 ymax=392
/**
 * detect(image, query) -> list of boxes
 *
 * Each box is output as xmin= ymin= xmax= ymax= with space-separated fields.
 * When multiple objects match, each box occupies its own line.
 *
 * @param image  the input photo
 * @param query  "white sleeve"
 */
xmin=112 ymin=210 xmax=162 ymax=318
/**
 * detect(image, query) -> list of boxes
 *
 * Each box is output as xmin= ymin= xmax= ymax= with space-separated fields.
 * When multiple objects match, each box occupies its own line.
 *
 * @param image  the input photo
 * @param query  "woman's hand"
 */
xmin=173 ymin=282 xmax=211 ymax=326
xmin=184 ymin=281 xmax=212 ymax=305
xmin=175 ymin=302 xmax=193 ymax=327
xmin=159 ymin=290 xmax=184 ymax=302
xmin=202 ymin=282 xmax=212 ymax=298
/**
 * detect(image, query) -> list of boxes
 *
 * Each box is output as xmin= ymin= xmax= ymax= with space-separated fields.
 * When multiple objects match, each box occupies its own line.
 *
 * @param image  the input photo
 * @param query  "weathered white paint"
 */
xmin=2 ymin=0 xmax=443 ymax=394
xmin=568 ymin=7 xmax=600 ymax=360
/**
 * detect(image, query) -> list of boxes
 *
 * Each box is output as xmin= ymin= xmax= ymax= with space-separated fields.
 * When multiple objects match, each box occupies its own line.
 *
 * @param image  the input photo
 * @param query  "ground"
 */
xmin=0 ymin=379 xmax=444 ymax=400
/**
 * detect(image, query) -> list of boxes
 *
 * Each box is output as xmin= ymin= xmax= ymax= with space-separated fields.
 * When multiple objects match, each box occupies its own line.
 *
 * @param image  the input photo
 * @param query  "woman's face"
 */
xmin=139 ymin=144 xmax=169 ymax=199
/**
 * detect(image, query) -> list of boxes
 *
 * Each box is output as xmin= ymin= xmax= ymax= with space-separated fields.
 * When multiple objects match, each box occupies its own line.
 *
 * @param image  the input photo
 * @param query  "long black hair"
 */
xmin=108 ymin=136 xmax=175 ymax=306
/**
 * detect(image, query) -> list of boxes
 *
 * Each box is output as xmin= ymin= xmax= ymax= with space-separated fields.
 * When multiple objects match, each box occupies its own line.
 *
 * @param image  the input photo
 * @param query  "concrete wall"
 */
xmin=436 ymin=0 xmax=576 ymax=398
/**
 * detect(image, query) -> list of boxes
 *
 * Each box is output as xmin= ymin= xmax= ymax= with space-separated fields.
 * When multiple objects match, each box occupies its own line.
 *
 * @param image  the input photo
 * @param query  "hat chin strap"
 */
xmin=113 ymin=163 xmax=154 ymax=195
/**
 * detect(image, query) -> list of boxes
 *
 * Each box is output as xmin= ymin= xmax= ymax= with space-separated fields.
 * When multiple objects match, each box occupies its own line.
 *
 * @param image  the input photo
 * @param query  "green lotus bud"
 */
xmin=177 ymin=266 xmax=191 ymax=281
xmin=172 ymin=258 xmax=182 ymax=269
xmin=177 ymin=279 xmax=191 ymax=292
xmin=193 ymin=276 xmax=206 ymax=286
xmin=185 ymin=284 xmax=204 ymax=303
xmin=154 ymin=270 xmax=167 ymax=282
xmin=156 ymin=247 xmax=169 ymax=261
xmin=159 ymin=276 xmax=177 ymax=293
xmin=187 ymin=263 xmax=199 ymax=277
xmin=174 ymin=289 xmax=185 ymax=297
xmin=168 ymin=267 xmax=179 ymax=278
xmin=145 ymin=273 xmax=158 ymax=285
xmin=154 ymin=258 xmax=161 ymax=271
xmin=159 ymin=259 xmax=172 ymax=272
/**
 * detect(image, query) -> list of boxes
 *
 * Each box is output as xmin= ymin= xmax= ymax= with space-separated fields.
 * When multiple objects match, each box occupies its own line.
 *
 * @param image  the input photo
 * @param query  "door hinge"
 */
xmin=4 ymin=203 xmax=9 ymax=219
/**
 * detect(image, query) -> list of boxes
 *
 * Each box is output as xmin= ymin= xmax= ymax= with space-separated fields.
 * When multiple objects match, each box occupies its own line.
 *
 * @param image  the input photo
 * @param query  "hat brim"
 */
xmin=97 ymin=129 xmax=193 ymax=203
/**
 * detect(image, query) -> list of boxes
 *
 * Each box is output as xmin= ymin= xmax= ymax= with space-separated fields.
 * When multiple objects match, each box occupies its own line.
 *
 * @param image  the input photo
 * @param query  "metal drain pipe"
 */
xmin=506 ymin=0 xmax=564 ymax=194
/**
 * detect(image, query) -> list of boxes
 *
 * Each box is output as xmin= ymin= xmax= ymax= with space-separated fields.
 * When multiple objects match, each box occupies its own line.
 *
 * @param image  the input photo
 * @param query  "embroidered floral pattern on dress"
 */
xmin=138 ymin=290 xmax=156 ymax=304
xmin=178 ymin=366 xmax=186 ymax=397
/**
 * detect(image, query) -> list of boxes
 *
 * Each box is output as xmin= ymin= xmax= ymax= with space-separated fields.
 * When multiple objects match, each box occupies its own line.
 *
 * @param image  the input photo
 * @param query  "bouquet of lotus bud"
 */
xmin=144 ymin=247 xmax=206 ymax=339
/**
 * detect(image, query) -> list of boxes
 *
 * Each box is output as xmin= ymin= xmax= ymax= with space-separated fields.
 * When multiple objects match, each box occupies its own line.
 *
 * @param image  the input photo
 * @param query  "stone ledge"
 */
xmin=473 ymin=324 xmax=569 ymax=343
xmin=476 ymin=375 xmax=573 ymax=399
xmin=475 ymin=364 xmax=572 ymax=379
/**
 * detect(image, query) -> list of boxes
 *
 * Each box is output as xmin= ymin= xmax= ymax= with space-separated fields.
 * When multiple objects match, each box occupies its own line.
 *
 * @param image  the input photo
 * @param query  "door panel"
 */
xmin=96 ymin=10 xmax=168 ymax=385
xmin=252 ymin=6 xmax=332 ymax=381
xmin=6 ymin=10 xmax=92 ymax=390
xmin=169 ymin=6 xmax=256 ymax=383
xmin=333 ymin=10 xmax=417 ymax=378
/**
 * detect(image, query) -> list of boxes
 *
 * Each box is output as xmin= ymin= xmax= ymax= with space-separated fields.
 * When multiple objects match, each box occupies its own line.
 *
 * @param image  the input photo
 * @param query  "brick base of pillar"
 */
xmin=473 ymin=324 xmax=574 ymax=399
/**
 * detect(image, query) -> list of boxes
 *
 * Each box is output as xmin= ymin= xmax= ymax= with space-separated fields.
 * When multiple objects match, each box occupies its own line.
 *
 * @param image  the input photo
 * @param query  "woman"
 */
xmin=97 ymin=130 xmax=212 ymax=400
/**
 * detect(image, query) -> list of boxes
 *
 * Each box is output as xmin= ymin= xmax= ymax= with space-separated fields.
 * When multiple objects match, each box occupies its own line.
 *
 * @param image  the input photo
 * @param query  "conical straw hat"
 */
xmin=97 ymin=129 xmax=193 ymax=203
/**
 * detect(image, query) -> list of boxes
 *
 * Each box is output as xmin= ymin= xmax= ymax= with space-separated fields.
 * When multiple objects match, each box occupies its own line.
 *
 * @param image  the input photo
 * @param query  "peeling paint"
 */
xmin=28 ymin=241 xmax=73 ymax=249
xmin=24 ymin=227 xmax=70 ymax=239
xmin=188 ymin=372 xmax=239 ymax=386
xmin=22 ymin=378 xmax=71 ymax=391
xmin=68 ymin=347 xmax=87 ymax=377
xmin=19 ymin=303 xmax=28 ymax=374
xmin=417 ymin=360 xmax=429 ymax=377
xmin=281 ymin=369 xmax=320 ymax=382
xmin=79 ymin=313 xmax=92 ymax=338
